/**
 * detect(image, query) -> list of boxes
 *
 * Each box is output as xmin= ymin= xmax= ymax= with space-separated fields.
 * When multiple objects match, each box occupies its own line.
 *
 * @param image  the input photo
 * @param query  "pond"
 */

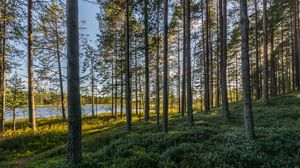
xmin=4 ymin=105 xmax=117 ymax=120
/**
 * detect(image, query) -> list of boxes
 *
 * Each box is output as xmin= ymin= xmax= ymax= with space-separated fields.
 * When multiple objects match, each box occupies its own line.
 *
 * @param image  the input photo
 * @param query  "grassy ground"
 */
xmin=1 ymin=93 xmax=300 ymax=168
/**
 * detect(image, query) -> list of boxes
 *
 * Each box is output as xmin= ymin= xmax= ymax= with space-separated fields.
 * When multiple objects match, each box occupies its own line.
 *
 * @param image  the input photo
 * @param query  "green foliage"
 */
xmin=1 ymin=94 xmax=300 ymax=167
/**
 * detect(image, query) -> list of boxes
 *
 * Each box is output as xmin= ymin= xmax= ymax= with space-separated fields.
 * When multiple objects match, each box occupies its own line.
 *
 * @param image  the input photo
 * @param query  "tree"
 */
xmin=27 ymin=0 xmax=36 ymax=131
xmin=7 ymin=73 xmax=26 ymax=131
xmin=240 ymin=0 xmax=255 ymax=140
xmin=81 ymin=39 xmax=97 ymax=117
xmin=0 ymin=0 xmax=7 ymax=132
xmin=219 ymin=0 xmax=229 ymax=120
xmin=125 ymin=0 xmax=132 ymax=131
xmin=263 ymin=0 xmax=269 ymax=105
xmin=254 ymin=0 xmax=261 ymax=100
xmin=144 ymin=0 xmax=150 ymax=122
xmin=35 ymin=2 xmax=67 ymax=119
xmin=204 ymin=0 xmax=210 ymax=112
xmin=155 ymin=0 xmax=160 ymax=126
xmin=181 ymin=0 xmax=186 ymax=117
xmin=66 ymin=0 xmax=82 ymax=164
xmin=185 ymin=0 xmax=193 ymax=125
xmin=162 ymin=0 xmax=168 ymax=133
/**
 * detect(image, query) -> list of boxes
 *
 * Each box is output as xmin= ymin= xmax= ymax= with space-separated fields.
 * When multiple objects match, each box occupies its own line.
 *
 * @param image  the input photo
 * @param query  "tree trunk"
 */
xmin=219 ymin=0 xmax=229 ymax=120
xmin=270 ymin=33 xmax=277 ymax=97
xmin=177 ymin=27 xmax=181 ymax=115
xmin=235 ymin=55 xmax=239 ymax=102
xmin=185 ymin=0 xmax=193 ymax=125
xmin=162 ymin=0 xmax=169 ymax=133
xmin=254 ymin=0 xmax=261 ymax=100
xmin=156 ymin=0 xmax=160 ymax=126
xmin=263 ymin=0 xmax=269 ymax=105
xmin=91 ymin=58 xmax=95 ymax=117
xmin=134 ymin=39 xmax=139 ymax=116
xmin=215 ymin=0 xmax=220 ymax=107
xmin=181 ymin=0 xmax=186 ymax=117
xmin=111 ymin=62 xmax=114 ymax=116
xmin=55 ymin=19 xmax=66 ymax=120
xmin=13 ymin=108 xmax=16 ymax=131
xmin=28 ymin=0 xmax=36 ymax=131
xmin=0 ymin=4 xmax=6 ymax=132
xmin=281 ymin=23 xmax=286 ymax=94
xmin=121 ymin=61 xmax=124 ymax=118
xmin=204 ymin=0 xmax=210 ymax=112
xmin=240 ymin=0 xmax=255 ymax=140
xmin=125 ymin=0 xmax=132 ymax=130
xmin=66 ymin=0 xmax=82 ymax=164
xmin=144 ymin=0 xmax=150 ymax=121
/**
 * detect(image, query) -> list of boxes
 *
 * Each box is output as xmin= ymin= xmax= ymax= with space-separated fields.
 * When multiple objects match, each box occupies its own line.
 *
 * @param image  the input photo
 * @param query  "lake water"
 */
xmin=4 ymin=105 xmax=116 ymax=121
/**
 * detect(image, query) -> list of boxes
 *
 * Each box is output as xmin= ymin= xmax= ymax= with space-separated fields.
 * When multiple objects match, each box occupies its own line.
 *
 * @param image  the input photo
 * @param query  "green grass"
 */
xmin=1 ymin=93 xmax=300 ymax=168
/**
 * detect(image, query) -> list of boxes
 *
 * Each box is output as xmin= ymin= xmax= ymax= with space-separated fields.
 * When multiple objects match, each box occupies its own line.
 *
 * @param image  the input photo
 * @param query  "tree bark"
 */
xmin=156 ymin=0 xmax=160 ymax=126
xmin=13 ymin=108 xmax=16 ymax=131
xmin=240 ymin=0 xmax=255 ymax=140
xmin=91 ymin=58 xmax=95 ymax=117
xmin=0 ymin=4 xmax=6 ymax=132
xmin=144 ymin=0 xmax=150 ymax=121
xmin=263 ymin=0 xmax=269 ymax=105
xmin=28 ymin=0 xmax=36 ymax=131
xmin=162 ymin=0 xmax=169 ymax=133
xmin=219 ymin=0 xmax=229 ymax=120
xmin=55 ymin=19 xmax=66 ymax=120
xmin=185 ymin=0 xmax=193 ymax=125
xmin=270 ymin=33 xmax=277 ymax=96
xmin=181 ymin=0 xmax=186 ymax=117
xmin=125 ymin=0 xmax=132 ymax=130
xmin=66 ymin=0 xmax=82 ymax=164
xmin=177 ymin=26 xmax=181 ymax=115
xmin=204 ymin=0 xmax=210 ymax=112
xmin=254 ymin=0 xmax=261 ymax=100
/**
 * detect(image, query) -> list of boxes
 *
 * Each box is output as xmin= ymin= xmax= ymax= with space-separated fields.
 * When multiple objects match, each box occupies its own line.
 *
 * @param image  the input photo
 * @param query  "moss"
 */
xmin=1 ymin=93 xmax=300 ymax=167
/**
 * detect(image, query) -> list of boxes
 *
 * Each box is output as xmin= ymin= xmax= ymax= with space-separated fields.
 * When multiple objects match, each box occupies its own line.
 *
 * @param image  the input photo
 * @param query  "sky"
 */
xmin=79 ymin=0 xmax=99 ymax=44
xmin=15 ymin=1 xmax=99 ymax=90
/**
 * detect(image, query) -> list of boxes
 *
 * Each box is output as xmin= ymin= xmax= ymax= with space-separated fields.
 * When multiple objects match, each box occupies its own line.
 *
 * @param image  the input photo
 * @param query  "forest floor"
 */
xmin=1 ymin=93 xmax=300 ymax=168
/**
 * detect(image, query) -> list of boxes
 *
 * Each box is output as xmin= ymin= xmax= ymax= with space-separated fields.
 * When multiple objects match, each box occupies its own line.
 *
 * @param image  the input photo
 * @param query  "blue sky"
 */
xmin=79 ymin=0 xmax=99 ymax=44
xmin=16 ymin=1 xmax=99 ymax=88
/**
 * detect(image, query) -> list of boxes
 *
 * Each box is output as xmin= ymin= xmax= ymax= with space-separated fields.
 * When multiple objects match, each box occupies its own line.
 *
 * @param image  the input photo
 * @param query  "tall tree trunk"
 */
xmin=0 ymin=9 xmax=2 ymax=132
xmin=204 ymin=0 xmax=210 ymax=112
xmin=144 ymin=0 xmax=150 ymax=121
xmin=209 ymin=33 xmax=213 ymax=107
xmin=185 ymin=0 xmax=194 ymax=125
xmin=296 ymin=0 xmax=300 ymax=90
xmin=55 ymin=19 xmax=66 ymax=120
xmin=28 ymin=0 xmax=36 ymax=131
xmin=121 ymin=62 xmax=124 ymax=118
xmin=235 ymin=55 xmax=239 ymax=102
xmin=66 ymin=0 xmax=82 ymax=164
xmin=134 ymin=39 xmax=139 ymax=115
xmin=177 ymin=27 xmax=181 ymax=115
xmin=240 ymin=0 xmax=255 ymax=140
xmin=125 ymin=0 xmax=132 ymax=130
xmin=111 ymin=62 xmax=114 ymax=116
xmin=0 ymin=4 xmax=6 ymax=132
xmin=215 ymin=0 xmax=220 ymax=107
xmin=219 ymin=0 xmax=229 ymax=120
xmin=254 ymin=0 xmax=261 ymax=100
xmin=263 ymin=0 xmax=269 ymax=105
xmin=181 ymin=0 xmax=186 ymax=117
xmin=162 ymin=0 xmax=169 ymax=133
xmin=270 ymin=33 xmax=277 ymax=96
xmin=91 ymin=59 xmax=95 ymax=117
xmin=156 ymin=0 xmax=160 ymax=126
xmin=281 ymin=23 xmax=286 ymax=94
